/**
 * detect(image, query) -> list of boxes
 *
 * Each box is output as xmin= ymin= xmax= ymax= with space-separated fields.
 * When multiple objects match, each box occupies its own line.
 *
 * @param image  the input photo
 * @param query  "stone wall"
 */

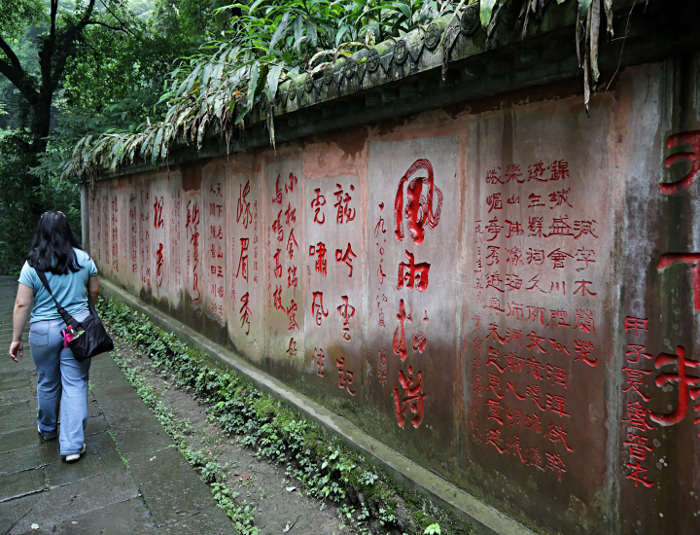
xmin=87 ymin=57 xmax=700 ymax=534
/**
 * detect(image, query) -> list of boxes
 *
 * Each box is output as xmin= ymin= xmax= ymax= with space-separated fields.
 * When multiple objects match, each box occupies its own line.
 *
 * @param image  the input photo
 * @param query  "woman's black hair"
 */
xmin=26 ymin=211 xmax=83 ymax=275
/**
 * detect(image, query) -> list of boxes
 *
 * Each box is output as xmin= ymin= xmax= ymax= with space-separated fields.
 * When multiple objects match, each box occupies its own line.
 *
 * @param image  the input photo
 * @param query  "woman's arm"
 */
xmin=88 ymin=274 xmax=100 ymax=306
xmin=10 ymin=283 xmax=33 ymax=362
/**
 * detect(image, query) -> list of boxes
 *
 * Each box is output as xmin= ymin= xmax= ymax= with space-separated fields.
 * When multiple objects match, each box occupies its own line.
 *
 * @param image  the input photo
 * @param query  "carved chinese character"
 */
xmin=625 ymin=460 xmax=654 ymax=488
xmin=624 ymin=316 xmax=648 ymax=338
xmin=237 ymin=181 xmax=253 ymax=229
xmin=336 ymin=296 xmax=355 ymax=341
xmin=336 ymin=357 xmax=356 ymax=396
xmin=236 ymin=238 xmax=249 ymax=282
xmin=549 ymin=160 xmax=570 ymax=181
xmin=528 ymin=217 xmax=543 ymax=238
xmin=311 ymin=188 xmax=326 ymax=224
xmin=286 ymin=229 xmax=299 ymax=260
xmin=311 ymin=291 xmax=329 ymax=326
xmin=621 ymin=366 xmax=653 ymax=402
xmin=395 ymin=159 xmax=443 ymax=246
xmin=661 ymin=130 xmax=700 ymax=195
xmin=547 ymin=248 xmax=573 ymax=269
xmin=575 ymin=248 xmax=595 ymax=271
xmin=272 ymin=175 xmax=283 ymax=204
xmin=334 ymin=184 xmax=356 ymax=224
xmin=393 ymin=365 xmax=426 ymax=428
xmin=239 ymin=292 xmax=251 ymax=335
xmin=284 ymin=203 xmax=296 ymax=226
xmin=309 ymin=242 xmax=327 ymax=276
xmin=335 ymin=243 xmax=357 ymax=278
xmin=286 ymin=338 xmax=297 ymax=359
xmin=287 ymin=300 xmax=299 ymax=331
xmin=650 ymin=346 xmax=700 ymax=429
xmin=153 ymin=196 xmax=164 ymax=228
xmin=484 ymin=399 xmax=504 ymax=425
xmin=486 ymin=193 xmax=502 ymax=213
xmin=397 ymin=251 xmax=431 ymax=292
xmin=313 ymin=347 xmax=326 ymax=376
xmin=392 ymin=299 xmax=411 ymax=361
xmin=528 ymin=161 xmax=547 ymax=182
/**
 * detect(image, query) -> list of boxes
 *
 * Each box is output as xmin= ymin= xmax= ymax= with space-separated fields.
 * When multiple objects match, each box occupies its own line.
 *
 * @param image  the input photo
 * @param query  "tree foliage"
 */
xmin=0 ymin=0 xmax=218 ymax=273
xmin=63 ymin=0 xmax=614 ymax=181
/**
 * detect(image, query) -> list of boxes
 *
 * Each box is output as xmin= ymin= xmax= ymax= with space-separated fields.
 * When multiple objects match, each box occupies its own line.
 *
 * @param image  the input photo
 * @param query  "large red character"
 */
xmin=661 ymin=130 xmax=700 ymax=195
xmin=394 ymin=159 xmax=443 ymax=246
xmin=649 ymin=346 xmax=700 ymax=431
xmin=393 ymin=365 xmax=426 ymax=428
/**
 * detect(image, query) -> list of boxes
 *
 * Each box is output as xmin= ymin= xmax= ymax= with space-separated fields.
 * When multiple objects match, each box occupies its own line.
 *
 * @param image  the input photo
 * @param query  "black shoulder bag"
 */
xmin=35 ymin=270 xmax=114 ymax=362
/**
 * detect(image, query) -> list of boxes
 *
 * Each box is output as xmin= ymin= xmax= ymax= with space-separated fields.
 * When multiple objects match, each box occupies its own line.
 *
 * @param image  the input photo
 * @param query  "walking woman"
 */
xmin=8 ymin=211 xmax=99 ymax=463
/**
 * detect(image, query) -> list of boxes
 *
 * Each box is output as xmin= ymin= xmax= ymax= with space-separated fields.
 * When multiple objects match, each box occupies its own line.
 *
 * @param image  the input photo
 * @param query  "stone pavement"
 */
xmin=0 ymin=277 xmax=237 ymax=535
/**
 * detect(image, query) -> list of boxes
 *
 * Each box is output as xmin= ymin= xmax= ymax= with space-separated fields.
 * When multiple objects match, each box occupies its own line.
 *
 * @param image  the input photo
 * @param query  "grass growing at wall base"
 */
xmin=98 ymin=296 xmax=471 ymax=535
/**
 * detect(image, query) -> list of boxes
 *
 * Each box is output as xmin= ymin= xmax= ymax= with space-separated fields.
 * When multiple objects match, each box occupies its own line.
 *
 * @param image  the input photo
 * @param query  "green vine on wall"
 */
xmin=98 ymin=296 xmax=469 ymax=535
xmin=63 ymin=0 xmax=613 ymax=182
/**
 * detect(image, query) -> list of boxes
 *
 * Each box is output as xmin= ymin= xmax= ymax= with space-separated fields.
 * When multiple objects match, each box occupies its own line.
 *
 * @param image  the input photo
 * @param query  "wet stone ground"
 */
xmin=0 ymin=276 xmax=352 ymax=535
xmin=0 ymin=276 xmax=235 ymax=535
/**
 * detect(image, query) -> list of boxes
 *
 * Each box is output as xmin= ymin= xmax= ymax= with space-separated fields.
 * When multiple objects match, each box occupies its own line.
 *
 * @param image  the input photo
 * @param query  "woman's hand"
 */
xmin=9 ymin=340 xmax=22 ymax=362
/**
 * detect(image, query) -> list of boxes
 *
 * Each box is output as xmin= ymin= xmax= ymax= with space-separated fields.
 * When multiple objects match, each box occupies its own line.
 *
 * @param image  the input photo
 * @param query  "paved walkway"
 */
xmin=0 ymin=277 xmax=237 ymax=535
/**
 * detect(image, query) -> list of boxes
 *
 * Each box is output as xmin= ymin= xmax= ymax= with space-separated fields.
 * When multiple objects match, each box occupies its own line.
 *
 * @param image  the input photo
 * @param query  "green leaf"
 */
xmin=305 ymin=20 xmax=318 ymax=46
xmin=578 ymin=0 xmax=592 ymax=17
xmin=247 ymin=62 xmax=260 ymax=112
xmin=248 ymin=0 xmax=266 ymax=16
xmin=293 ymin=15 xmax=303 ymax=49
xmin=269 ymin=12 xmax=291 ymax=53
xmin=266 ymin=63 xmax=285 ymax=103
xmin=393 ymin=2 xmax=412 ymax=21
xmin=480 ymin=0 xmax=498 ymax=27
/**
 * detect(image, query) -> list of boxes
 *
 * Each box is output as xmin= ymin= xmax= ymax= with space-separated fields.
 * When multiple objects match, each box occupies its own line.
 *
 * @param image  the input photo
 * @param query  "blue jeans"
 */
xmin=29 ymin=310 xmax=91 ymax=456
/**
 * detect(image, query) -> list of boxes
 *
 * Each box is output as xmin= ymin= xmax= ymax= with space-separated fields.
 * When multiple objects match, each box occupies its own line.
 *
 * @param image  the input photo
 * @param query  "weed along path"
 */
xmin=99 ymin=297 xmax=461 ymax=535
xmin=108 ymin=334 xmax=343 ymax=535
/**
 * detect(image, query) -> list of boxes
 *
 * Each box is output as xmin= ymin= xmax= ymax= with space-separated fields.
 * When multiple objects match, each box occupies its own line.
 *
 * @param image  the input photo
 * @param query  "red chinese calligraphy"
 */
xmin=394 ymin=159 xmax=443 ymax=246
xmin=397 ymin=251 xmax=431 ymax=292
xmin=650 ymin=346 xmax=700 ymax=429
xmin=313 ymin=347 xmax=326 ymax=376
xmin=236 ymin=238 xmax=249 ymax=282
xmin=311 ymin=188 xmax=326 ymax=224
xmin=661 ymin=130 xmax=700 ymax=195
xmin=336 ymin=357 xmax=356 ymax=396
xmin=335 ymin=243 xmax=357 ymax=277
xmin=153 ymin=196 xmax=164 ymax=229
xmin=392 ymin=299 xmax=411 ymax=361
xmin=239 ymin=292 xmax=251 ymax=335
xmin=309 ymin=242 xmax=327 ymax=276
xmin=311 ymin=291 xmax=329 ymax=326
xmin=236 ymin=181 xmax=253 ymax=229
xmin=334 ymin=184 xmax=356 ymax=224
xmin=393 ymin=365 xmax=426 ymax=428
xmin=337 ymin=296 xmax=355 ymax=341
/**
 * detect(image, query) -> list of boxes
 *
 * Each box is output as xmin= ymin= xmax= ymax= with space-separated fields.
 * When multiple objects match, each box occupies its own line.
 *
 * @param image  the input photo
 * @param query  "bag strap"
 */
xmin=35 ymin=269 xmax=77 ymax=326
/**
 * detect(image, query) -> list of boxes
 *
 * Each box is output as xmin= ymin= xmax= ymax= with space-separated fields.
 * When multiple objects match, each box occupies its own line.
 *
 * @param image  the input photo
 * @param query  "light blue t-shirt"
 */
xmin=18 ymin=249 xmax=98 ymax=324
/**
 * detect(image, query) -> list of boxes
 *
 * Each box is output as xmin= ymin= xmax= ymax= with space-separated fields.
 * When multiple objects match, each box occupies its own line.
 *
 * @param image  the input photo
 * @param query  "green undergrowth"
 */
xmin=98 ymin=296 xmax=470 ymax=535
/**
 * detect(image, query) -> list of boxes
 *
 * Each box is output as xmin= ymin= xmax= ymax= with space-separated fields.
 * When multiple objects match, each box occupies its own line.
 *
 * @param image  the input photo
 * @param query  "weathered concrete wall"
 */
xmin=88 ymin=58 xmax=700 ymax=534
